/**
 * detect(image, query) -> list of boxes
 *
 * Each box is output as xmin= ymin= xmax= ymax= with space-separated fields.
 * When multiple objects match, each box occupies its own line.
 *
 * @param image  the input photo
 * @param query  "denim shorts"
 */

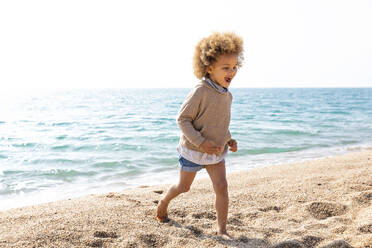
xmin=178 ymin=155 xmax=205 ymax=172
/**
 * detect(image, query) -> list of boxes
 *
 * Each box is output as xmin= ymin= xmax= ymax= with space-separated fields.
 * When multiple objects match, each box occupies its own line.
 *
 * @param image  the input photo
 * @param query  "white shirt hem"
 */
xmin=177 ymin=144 xmax=228 ymax=165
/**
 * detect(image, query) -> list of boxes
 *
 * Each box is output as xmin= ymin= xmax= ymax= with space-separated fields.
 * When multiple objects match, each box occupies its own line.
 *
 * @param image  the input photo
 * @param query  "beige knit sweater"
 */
xmin=177 ymin=80 xmax=232 ymax=156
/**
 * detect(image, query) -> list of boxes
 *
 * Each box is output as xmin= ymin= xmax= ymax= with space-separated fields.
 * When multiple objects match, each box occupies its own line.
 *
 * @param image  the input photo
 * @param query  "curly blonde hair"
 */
xmin=193 ymin=32 xmax=244 ymax=79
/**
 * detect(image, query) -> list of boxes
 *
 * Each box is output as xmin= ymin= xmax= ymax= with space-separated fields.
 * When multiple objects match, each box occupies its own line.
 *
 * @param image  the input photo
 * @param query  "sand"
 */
xmin=0 ymin=150 xmax=372 ymax=248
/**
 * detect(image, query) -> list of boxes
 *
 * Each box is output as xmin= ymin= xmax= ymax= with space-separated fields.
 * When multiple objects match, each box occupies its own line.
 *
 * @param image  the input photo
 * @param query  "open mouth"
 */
xmin=225 ymin=77 xmax=232 ymax=83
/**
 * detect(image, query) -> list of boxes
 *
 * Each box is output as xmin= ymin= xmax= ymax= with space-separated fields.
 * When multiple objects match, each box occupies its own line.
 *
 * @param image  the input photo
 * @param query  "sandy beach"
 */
xmin=0 ymin=150 xmax=371 ymax=247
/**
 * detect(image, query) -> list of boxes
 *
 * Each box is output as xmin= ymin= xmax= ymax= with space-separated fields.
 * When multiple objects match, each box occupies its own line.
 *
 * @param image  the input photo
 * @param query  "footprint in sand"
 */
xmin=153 ymin=190 xmax=164 ymax=194
xmin=170 ymin=209 xmax=188 ymax=218
xmin=302 ymin=235 xmax=324 ymax=247
xmin=186 ymin=225 xmax=203 ymax=236
xmin=137 ymin=233 xmax=168 ymax=247
xmin=319 ymin=240 xmax=352 ymax=248
xmin=192 ymin=211 xmax=216 ymax=220
xmin=93 ymin=230 xmax=118 ymax=238
xmin=259 ymin=205 xmax=282 ymax=212
xmin=238 ymin=235 xmax=269 ymax=247
xmin=307 ymin=202 xmax=347 ymax=220
xmin=86 ymin=231 xmax=118 ymax=247
xmin=270 ymin=236 xmax=324 ymax=248
xmin=228 ymin=216 xmax=244 ymax=226
xmin=139 ymin=234 xmax=157 ymax=247
xmin=269 ymin=239 xmax=304 ymax=248
xmin=352 ymin=191 xmax=372 ymax=205
xmin=86 ymin=239 xmax=104 ymax=247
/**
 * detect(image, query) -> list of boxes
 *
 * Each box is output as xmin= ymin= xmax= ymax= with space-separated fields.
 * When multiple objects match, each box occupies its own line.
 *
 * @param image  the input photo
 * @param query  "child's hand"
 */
xmin=200 ymin=139 xmax=223 ymax=155
xmin=227 ymin=139 xmax=238 ymax=152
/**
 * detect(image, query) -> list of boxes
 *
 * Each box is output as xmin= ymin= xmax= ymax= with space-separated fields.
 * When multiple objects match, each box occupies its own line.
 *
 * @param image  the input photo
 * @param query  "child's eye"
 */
xmin=222 ymin=67 xmax=237 ymax=72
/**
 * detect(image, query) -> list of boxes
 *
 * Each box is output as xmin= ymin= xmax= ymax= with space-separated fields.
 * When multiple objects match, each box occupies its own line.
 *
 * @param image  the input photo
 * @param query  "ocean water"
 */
xmin=0 ymin=88 xmax=372 ymax=210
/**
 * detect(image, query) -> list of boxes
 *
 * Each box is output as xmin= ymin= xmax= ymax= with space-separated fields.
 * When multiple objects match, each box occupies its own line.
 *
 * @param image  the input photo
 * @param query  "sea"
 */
xmin=0 ymin=87 xmax=371 ymax=210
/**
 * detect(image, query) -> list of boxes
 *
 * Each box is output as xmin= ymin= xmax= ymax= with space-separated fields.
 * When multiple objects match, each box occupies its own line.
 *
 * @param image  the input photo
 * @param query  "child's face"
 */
xmin=207 ymin=53 xmax=238 ymax=88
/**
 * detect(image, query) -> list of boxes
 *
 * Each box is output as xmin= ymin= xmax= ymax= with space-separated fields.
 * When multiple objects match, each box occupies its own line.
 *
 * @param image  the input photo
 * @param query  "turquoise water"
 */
xmin=0 ymin=88 xmax=372 ymax=210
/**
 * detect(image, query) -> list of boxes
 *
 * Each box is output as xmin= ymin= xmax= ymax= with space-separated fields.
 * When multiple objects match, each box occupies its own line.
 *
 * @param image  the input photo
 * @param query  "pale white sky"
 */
xmin=0 ymin=0 xmax=371 ymax=89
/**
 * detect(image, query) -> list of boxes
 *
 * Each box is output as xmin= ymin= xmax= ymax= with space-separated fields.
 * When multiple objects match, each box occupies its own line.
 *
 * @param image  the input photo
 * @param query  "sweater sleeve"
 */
xmin=177 ymin=88 xmax=206 ymax=147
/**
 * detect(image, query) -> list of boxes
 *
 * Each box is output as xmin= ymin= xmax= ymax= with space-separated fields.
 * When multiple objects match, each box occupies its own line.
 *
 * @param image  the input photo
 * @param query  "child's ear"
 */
xmin=206 ymin=65 xmax=213 ymax=74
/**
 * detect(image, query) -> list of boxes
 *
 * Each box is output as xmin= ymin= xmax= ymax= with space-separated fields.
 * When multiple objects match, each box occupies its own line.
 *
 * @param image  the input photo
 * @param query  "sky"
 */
xmin=0 ymin=0 xmax=371 ymax=89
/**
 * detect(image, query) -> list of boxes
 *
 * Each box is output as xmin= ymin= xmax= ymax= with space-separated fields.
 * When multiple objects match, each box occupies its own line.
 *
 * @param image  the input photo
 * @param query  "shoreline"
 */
xmin=2 ymin=144 xmax=371 ymax=212
xmin=1 ymin=150 xmax=372 ymax=247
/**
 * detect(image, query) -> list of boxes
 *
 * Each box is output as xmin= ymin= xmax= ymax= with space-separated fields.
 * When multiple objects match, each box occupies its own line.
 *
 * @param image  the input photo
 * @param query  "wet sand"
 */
xmin=1 ymin=150 xmax=372 ymax=247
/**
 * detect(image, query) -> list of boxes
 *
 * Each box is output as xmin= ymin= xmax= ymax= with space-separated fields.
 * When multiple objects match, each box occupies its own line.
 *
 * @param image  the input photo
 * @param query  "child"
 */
xmin=156 ymin=32 xmax=243 ymax=237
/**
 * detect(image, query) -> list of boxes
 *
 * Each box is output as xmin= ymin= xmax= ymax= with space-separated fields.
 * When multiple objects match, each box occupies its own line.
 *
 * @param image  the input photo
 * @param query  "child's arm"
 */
xmin=177 ymin=91 xmax=205 ymax=147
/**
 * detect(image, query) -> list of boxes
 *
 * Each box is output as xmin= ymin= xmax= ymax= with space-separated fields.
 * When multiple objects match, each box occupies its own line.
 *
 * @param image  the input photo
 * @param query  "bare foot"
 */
xmin=156 ymin=199 xmax=168 ymax=222
xmin=217 ymin=231 xmax=233 ymax=240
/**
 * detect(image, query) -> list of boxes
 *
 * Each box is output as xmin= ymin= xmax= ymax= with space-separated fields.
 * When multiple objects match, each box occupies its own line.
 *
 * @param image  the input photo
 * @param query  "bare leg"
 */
xmin=205 ymin=160 xmax=230 ymax=236
xmin=156 ymin=169 xmax=196 ymax=220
